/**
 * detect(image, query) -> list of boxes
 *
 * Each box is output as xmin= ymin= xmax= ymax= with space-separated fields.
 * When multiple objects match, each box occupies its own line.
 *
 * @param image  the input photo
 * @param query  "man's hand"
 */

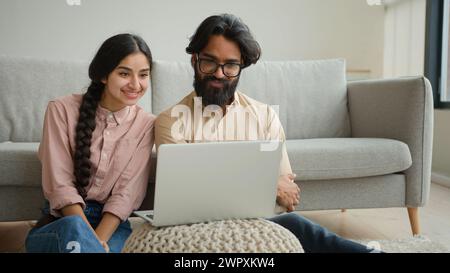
xmin=276 ymin=173 xmax=300 ymax=212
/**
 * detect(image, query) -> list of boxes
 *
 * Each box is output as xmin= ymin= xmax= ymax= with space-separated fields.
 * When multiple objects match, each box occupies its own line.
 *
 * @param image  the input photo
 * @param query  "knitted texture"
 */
xmin=122 ymin=218 xmax=303 ymax=253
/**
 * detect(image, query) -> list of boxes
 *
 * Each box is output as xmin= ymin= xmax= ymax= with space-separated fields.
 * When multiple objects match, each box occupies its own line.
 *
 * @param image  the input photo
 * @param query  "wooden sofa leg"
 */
xmin=341 ymin=209 xmax=347 ymax=212
xmin=407 ymin=207 xmax=420 ymax=236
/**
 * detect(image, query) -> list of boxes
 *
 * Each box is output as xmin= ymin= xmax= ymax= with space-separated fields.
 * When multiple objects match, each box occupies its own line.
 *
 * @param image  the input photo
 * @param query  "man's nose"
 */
xmin=213 ymin=66 xmax=226 ymax=79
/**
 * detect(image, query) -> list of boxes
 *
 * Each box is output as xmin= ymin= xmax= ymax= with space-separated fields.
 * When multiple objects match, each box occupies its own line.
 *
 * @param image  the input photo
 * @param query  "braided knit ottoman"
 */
xmin=122 ymin=218 xmax=303 ymax=253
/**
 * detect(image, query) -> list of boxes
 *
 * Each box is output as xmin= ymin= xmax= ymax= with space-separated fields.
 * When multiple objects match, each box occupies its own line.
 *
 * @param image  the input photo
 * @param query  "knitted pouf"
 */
xmin=122 ymin=218 xmax=303 ymax=253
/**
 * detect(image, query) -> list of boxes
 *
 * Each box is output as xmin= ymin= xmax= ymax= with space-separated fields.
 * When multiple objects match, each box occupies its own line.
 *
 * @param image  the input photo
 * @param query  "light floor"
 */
xmin=298 ymin=182 xmax=450 ymax=250
xmin=1 ymin=182 xmax=449 ymax=252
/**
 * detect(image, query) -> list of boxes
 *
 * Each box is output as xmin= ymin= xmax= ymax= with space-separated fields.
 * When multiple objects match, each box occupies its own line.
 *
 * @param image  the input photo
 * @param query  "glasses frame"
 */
xmin=196 ymin=54 xmax=243 ymax=78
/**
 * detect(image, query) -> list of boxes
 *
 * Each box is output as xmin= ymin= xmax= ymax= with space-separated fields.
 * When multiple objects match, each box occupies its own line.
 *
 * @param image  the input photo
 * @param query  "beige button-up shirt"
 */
xmin=155 ymin=91 xmax=292 ymax=175
xmin=39 ymin=94 xmax=155 ymax=221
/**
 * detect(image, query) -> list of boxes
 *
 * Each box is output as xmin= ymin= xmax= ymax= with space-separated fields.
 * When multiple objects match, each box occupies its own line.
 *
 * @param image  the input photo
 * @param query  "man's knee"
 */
xmin=271 ymin=213 xmax=306 ymax=225
xmin=269 ymin=213 xmax=319 ymax=235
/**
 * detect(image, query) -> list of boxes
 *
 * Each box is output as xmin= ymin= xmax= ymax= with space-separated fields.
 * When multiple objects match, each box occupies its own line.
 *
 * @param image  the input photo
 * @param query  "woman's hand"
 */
xmin=100 ymin=240 xmax=110 ymax=253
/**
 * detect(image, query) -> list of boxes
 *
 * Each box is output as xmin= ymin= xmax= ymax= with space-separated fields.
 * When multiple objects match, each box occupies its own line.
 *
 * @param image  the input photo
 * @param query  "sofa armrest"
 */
xmin=347 ymin=77 xmax=434 ymax=207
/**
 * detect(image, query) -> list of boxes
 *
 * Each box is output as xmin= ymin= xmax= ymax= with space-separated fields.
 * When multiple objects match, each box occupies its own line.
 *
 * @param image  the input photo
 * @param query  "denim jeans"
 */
xmin=25 ymin=201 xmax=132 ymax=253
xmin=268 ymin=213 xmax=377 ymax=253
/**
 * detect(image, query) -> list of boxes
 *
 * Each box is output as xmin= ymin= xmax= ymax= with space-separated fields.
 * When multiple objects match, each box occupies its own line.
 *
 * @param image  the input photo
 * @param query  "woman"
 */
xmin=25 ymin=33 xmax=155 ymax=253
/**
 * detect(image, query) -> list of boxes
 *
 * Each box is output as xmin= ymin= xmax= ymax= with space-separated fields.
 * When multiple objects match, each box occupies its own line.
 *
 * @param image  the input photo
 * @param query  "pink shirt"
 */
xmin=38 ymin=94 xmax=155 ymax=221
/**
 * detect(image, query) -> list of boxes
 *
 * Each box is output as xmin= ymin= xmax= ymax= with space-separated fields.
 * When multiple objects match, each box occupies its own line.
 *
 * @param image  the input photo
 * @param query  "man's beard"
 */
xmin=193 ymin=70 xmax=239 ymax=107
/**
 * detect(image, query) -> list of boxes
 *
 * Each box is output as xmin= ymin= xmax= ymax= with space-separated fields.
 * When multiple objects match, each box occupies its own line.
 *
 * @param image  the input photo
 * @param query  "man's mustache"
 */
xmin=204 ymin=76 xmax=228 ymax=84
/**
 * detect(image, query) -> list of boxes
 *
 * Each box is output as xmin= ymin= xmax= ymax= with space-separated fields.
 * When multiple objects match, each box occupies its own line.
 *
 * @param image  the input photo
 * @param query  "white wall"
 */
xmin=383 ymin=0 xmax=426 ymax=77
xmin=0 ymin=0 xmax=385 ymax=78
xmin=384 ymin=0 xmax=450 ymax=187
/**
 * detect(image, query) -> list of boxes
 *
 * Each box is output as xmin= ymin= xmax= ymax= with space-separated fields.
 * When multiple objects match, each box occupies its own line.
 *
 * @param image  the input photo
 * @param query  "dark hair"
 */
xmin=74 ymin=33 xmax=152 ymax=199
xmin=186 ymin=14 xmax=261 ymax=68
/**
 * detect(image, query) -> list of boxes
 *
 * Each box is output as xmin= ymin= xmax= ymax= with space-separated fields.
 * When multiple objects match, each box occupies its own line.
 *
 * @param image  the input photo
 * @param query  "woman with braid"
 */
xmin=25 ymin=34 xmax=155 ymax=253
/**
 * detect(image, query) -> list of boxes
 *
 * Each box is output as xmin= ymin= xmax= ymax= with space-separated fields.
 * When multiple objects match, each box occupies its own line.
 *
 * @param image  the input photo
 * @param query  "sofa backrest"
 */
xmin=0 ymin=56 xmax=152 ymax=142
xmin=151 ymin=59 xmax=351 ymax=139
xmin=0 ymin=56 xmax=350 ymax=142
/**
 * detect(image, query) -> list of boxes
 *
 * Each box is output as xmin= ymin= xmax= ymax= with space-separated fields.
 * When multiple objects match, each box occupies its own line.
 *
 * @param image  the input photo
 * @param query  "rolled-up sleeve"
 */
xmin=102 ymin=129 xmax=154 ymax=221
xmin=38 ymin=101 xmax=85 ymax=217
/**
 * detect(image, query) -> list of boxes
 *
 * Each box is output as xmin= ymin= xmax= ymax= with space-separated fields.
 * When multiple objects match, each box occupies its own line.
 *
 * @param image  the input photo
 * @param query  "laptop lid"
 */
xmin=150 ymin=140 xmax=282 ymax=226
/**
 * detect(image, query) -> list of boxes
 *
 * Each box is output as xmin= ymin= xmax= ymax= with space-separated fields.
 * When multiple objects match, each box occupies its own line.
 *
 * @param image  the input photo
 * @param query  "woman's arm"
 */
xmin=60 ymin=203 xmax=90 ymax=224
xmin=102 ymin=127 xmax=154 ymax=231
xmin=61 ymin=204 xmax=110 ymax=252
xmin=39 ymin=101 xmax=86 ymax=216
xmin=95 ymin=212 xmax=121 ymax=243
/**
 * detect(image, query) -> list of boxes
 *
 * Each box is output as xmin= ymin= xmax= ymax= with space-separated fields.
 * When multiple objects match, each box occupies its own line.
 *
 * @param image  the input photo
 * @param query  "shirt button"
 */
xmin=105 ymin=131 xmax=110 ymax=136
xmin=103 ymin=153 xmax=108 ymax=158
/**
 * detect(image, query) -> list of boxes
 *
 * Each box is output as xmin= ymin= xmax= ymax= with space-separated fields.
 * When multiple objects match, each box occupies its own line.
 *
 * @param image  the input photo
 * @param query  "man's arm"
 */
xmin=266 ymin=106 xmax=300 ymax=212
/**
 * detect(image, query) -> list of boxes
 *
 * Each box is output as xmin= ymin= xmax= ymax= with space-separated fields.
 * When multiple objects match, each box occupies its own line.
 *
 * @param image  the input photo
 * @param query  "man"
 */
xmin=155 ymin=14 xmax=375 ymax=253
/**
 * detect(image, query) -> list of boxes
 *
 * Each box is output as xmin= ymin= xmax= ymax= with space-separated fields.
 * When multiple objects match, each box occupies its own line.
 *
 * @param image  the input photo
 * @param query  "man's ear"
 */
xmin=190 ymin=54 xmax=196 ymax=68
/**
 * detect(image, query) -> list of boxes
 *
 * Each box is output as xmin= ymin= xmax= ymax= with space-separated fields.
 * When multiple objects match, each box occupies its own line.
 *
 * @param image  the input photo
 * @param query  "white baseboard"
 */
xmin=431 ymin=172 xmax=450 ymax=188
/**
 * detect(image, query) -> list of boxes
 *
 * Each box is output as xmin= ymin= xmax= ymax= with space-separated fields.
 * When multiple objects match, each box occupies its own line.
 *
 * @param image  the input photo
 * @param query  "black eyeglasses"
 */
xmin=196 ymin=54 xmax=243 ymax=78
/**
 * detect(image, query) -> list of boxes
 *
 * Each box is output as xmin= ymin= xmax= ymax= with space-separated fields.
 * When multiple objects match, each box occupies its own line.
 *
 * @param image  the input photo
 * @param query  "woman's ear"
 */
xmin=101 ymin=78 xmax=107 ymax=85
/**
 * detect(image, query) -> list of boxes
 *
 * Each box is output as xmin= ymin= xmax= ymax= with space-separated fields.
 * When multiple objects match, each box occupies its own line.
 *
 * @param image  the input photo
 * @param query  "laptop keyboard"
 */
xmin=146 ymin=212 xmax=154 ymax=219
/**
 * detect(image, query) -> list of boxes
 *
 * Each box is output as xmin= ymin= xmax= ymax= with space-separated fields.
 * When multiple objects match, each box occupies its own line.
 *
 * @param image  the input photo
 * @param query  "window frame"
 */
xmin=425 ymin=0 xmax=450 ymax=108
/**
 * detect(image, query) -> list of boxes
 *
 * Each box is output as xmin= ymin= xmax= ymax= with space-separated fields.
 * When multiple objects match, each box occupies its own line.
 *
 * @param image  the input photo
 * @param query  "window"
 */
xmin=425 ymin=0 xmax=450 ymax=108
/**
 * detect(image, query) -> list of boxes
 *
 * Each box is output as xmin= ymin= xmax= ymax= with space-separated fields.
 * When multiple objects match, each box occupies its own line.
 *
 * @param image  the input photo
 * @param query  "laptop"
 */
xmin=133 ymin=140 xmax=282 ymax=227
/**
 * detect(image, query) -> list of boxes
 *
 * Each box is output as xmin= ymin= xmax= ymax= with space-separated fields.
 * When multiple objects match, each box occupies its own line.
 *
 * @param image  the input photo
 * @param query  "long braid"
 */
xmin=73 ymin=82 xmax=103 ymax=199
xmin=71 ymin=33 xmax=152 ymax=200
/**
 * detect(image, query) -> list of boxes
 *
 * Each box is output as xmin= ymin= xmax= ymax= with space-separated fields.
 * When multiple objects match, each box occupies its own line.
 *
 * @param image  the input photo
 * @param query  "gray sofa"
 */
xmin=0 ymin=56 xmax=433 ymax=236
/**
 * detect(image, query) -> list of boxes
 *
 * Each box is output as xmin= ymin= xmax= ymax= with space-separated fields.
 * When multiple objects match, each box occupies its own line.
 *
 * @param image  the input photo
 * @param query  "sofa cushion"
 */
xmin=239 ymin=59 xmax=350 ymax=139
xmin=0 ymin=56 xmax=152 ymax=142
xmin=0 ymin=142 xmax=41 ymax=187
xmin=151 ymin=61 xmax=194 ymax=116
xmin=151 ymin=59 xmax=351 ymax=139
xmin=287 ymin=138 xmax=412 ymax=180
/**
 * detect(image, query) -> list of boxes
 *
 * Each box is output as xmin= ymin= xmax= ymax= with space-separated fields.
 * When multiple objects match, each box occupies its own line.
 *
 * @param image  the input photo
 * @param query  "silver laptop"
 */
xmin=133 ymin=141 xmax=282 ymax=227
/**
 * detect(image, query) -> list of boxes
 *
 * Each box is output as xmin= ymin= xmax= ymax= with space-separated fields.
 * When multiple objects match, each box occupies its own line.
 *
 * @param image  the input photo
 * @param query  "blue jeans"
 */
xmin=268 ymin=213 xmax=375 ymax=253
xmin=25 ymin=201 xmax=132 ymax=253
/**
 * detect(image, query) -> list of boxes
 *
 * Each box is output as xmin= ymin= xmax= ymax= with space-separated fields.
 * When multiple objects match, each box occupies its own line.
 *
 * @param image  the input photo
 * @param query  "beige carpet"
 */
xmin=6 ymin=236 xmax=450 ymax=253
xmin=355 ymin=235 xmax=449 ymax=253
xmin=129 ymin=219 xmax=449 ymax=253
xmin=2 ymin=218 xmax=448 ymax=253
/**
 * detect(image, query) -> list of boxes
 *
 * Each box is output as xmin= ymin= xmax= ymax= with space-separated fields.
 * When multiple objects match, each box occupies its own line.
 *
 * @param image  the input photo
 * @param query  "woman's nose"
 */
xmin=129 ymin=75 xmax=140 ymax=89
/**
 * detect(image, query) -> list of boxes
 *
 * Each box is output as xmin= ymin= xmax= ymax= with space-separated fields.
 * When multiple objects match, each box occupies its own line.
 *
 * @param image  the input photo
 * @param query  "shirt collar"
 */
xmin=97 ymin=104 xmax=131 ymax=125
xmin=230 ymin=91 xmax=241 ymax=107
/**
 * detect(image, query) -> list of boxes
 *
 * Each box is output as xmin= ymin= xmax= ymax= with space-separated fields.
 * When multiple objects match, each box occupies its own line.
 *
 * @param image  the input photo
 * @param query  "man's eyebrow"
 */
xmin=201 ymin=53 xmax=241 ymax=63
xmin=117 ymin=66 xmax=150 ymax=72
